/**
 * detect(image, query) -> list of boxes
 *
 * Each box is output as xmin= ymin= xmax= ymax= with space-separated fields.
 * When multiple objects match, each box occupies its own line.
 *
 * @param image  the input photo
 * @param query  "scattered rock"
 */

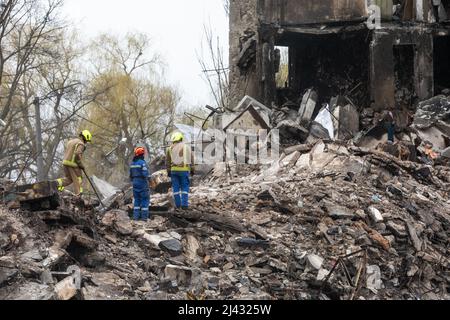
xmin=159 ymin=239 xmax=183 ymax=257
xmin=368 ymin=207 xmax=384 ymax=223
xmin=54 ymin=276 xmax=78 ymax=300
xmin=1 ymin=282 xmax=54 ymax=300
xmin=164 ymin=265 xmax=195 ymax=287
xmin=326 ymin=205 xmax=355 ymax=220
xmin=366 ymin=265 xmax=383 ymax=293
xmin=307 ymin=254 xmax=324 ymax=270
xmin=113 ymin=210 xmax=133 ymax=236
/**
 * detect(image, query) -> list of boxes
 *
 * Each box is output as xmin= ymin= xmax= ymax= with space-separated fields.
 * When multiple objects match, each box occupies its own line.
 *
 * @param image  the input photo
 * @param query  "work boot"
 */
xmin=181 ymin=207 xmax=189 ymax=210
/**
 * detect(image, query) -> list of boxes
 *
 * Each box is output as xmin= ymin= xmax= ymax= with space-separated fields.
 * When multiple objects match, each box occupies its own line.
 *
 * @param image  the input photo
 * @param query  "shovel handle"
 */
xmin=82 ymin=169 xmax=105 ymax=208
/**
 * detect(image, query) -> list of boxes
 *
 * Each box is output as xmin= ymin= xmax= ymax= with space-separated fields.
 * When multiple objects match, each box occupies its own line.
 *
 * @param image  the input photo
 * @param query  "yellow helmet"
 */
xmin=80 ymin=130 xmax=92 ymax=143
xmin=171 ymin=132 xmax=184 ymax=143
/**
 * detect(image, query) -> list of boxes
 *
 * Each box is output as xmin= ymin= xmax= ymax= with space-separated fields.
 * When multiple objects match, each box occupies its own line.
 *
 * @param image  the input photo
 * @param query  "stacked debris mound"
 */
xmin=186 ymin=141 xmax=449 ymax=300
xmin=1 ymin=139 xmax=448 ymax=300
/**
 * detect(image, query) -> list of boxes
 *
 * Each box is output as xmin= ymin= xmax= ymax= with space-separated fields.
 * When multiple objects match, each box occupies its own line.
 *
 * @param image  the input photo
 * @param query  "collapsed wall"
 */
xmin=228 ymin=0 xmax=450 ymax=113
xmin=229 ymin=0 xmax=261 ymax=108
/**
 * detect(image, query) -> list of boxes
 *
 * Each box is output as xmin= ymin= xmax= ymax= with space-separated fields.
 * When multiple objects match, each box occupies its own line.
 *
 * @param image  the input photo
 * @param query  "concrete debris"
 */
xmin=297 ymin=89 xmax=319 ymax=127
xmin=0 ymin=282 xmax=55 ymax=300
xmin=164 ymin=265 xmax=195 ymax=287
xmin=366 ymin=265 xmax=383 ymax=293
xmin=413 ymin=95 xmax=450 ymax=130
xmin=159 ymin=239 xmax=183 ymax=257
xmin=306 ymin=254 xmax=324 ymax=271
xmin=332 ymin=103 xmax=360 ymax=140
xmin=102 ymin=210 xmax=133 ymax=236
xmin=1 ymin=136 xmax=449 ymax=301
xmin=368 ymin=207 xmax=384 ymax=224
xmin=54 ymin=276 xmax=78 ymax=300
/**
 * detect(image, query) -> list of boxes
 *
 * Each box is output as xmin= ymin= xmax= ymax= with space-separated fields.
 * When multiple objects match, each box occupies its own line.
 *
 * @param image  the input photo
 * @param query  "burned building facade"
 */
xmin=229 ymin=0 xmax=450 ymax=112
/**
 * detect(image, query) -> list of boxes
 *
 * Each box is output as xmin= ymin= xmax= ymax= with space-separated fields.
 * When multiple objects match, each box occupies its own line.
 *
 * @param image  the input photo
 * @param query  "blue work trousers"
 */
xmin=133 ymin=189 xmax=150 ymax=221
xmin=171 ymin=171 xmax=190 ymax=208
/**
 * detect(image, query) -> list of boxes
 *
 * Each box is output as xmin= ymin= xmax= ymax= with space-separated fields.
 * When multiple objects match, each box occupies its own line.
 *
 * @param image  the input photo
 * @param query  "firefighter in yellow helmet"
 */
xmin=166 ymin=132 xmax=195 ymax=210
xmin=56 ymin=130 xmax=92 ymax=196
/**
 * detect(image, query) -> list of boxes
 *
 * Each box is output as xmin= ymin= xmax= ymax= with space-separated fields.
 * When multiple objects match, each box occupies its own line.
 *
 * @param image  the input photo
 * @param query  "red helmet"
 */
xmin=134 ymin=147 xmax=145 ymax=157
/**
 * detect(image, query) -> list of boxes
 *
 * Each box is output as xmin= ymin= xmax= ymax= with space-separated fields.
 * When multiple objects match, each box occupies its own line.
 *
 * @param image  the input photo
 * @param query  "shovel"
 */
xmin=81 ymin=168 xmax=105 ymax=208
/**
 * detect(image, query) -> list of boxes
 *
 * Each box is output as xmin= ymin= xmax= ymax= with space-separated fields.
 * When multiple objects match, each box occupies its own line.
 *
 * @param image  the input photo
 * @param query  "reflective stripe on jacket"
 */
xmin=130 ymin=159 xmax=150 ymax=191
xmin=166 ymin=142 xmax=193 ymax=172
xmin=63 ymin=138 xmax=85 ymax=168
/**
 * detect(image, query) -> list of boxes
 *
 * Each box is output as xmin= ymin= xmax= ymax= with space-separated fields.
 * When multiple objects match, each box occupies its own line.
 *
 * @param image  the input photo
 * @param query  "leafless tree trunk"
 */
xmin=197 ymin=21 xmax=230 ymax=111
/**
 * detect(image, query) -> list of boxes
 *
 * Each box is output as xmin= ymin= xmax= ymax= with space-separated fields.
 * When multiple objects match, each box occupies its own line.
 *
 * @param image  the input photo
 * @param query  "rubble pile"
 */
xmin=1 ymin=139 xmax=449 ymax=300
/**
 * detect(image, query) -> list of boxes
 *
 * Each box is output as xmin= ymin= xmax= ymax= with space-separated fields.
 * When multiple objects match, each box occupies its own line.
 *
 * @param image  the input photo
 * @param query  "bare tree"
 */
xmin=80 ymin=33 xmax=179 ymax=185
xmin=197 ymin=21 xmax=229 ymax=111
xmin=0 ymin=0 xmax=64 ymax=120
xmin=0 ymin=1 xmax=106 ymax=182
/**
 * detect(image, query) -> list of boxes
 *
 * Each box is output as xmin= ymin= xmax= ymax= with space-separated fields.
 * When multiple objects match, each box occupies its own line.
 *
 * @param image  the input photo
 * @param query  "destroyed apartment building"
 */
xmin=229 ymin=0 xmax=450 ymax=115
xmin=1 ymin=0 xmax=450 ymax=302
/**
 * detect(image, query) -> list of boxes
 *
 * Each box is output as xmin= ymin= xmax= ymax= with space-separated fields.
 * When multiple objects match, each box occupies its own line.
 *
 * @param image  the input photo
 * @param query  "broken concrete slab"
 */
xmin=21 ymin=249 xmax=44 ymax=262
xmin=368 ymin=207 xmax=384 ymax=223
xmin=309 ymin=141 xmax=339 ymax=170
xmin=325 ymin=204 xmax=355 ymax=220
xmin=276 ymin=119 xmax=309 ymax=143
xmin=184 ymin=234 xmax=201 ymax=263
xmin=332 ymin=104 xmax=360 ymax=140
xmin=102 ymin=210 xmax=133 ymax=236
xmin=159 ymin=239 xmax=183 ymax=257
xmin=54 ymin=276 xmax=78 ymax=300
xmin=113 ymin=210 xmax=133 ymax=236
xmin=164 ymin=265 xmax=196 ymax=287
xmin=143 ymin=232 xmax=181 ymax=250
xmin=280 ymin=151 xmax=301 ymax=168
xmin=297 ymin=89 xmax=319 ymax=127
xmin=54 ymin=230 xmax=73 ymax=249
xmin=41 ymin=247 xmax=65 ymax=269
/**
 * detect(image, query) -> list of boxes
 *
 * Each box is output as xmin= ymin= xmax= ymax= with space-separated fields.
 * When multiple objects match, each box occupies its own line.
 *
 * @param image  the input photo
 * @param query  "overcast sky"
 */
xmin=62 ymin=0 xmax=229 ymax=109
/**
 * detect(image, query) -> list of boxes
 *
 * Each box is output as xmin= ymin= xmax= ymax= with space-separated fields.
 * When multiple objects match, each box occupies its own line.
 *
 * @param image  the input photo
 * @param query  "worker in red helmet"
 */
xmin=130 ymin=146 xmax=150 ymax=221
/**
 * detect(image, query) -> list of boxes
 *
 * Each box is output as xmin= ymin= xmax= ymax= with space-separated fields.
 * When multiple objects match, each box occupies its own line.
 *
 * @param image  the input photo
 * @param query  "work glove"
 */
xmin=78 ymin=164 xmax=85 ymax=170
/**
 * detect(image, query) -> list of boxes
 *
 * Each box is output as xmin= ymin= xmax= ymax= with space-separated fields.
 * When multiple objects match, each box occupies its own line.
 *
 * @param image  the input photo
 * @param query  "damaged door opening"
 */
xmin=276 ymin=46 xmax=289 ymax=89
xmin=275 ymin=30 xmax=371 ymax=108
xmin=393 ymin=44 xmax=415 ymax=108
xmin=434 ymin=36 xmax=450 ymax=94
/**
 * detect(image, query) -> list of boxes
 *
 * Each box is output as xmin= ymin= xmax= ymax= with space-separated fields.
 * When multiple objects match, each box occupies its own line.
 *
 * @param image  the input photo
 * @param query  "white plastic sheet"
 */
xmin=314 ymin=105 xmax=335 ymax=140
xmin=91 ymin=176 xmax=120 ymax=200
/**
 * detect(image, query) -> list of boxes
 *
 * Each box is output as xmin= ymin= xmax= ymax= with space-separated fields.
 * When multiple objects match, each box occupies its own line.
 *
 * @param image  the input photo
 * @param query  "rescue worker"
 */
xmin=166 ymin=132 xmax=194 ymax=210
xmin=382 ymin=108 xmax=396 ymax=144
xmin=56 ymin=130 xmax=92 ymax=196
xmin=130 ymin=147 xmax=150 ymax=221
